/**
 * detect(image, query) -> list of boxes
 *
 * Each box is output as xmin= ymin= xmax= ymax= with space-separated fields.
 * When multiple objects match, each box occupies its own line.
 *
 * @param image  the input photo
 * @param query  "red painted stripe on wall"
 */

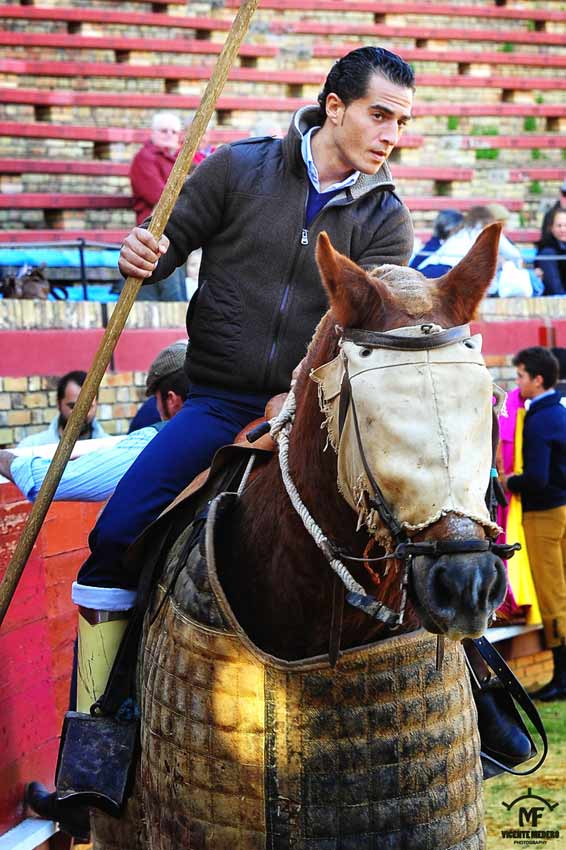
xmin=472 ymin=319 xmax=566 ymax=354
xmin=0 ymin=328 xmax=186 ymax=376
xmin=2 ymin=321 xmax=566 ymax=378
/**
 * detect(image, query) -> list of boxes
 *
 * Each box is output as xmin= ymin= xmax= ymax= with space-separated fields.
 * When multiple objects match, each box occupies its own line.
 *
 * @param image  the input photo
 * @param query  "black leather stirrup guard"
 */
xmin=473 ymin=636 xmax=548 ymax=777
xmin=55 ymin=509 xmax=208 ymax=817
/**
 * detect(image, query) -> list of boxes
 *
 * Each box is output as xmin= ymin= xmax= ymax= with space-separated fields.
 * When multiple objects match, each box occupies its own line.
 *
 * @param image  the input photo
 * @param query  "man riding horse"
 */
xmin=25 ymin=46 xmax=529 ymax=838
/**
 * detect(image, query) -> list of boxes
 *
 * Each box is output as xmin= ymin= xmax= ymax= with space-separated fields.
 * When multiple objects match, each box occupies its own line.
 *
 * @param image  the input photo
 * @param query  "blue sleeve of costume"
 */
xmin=10 ymin=427 xmax=156 ymax=502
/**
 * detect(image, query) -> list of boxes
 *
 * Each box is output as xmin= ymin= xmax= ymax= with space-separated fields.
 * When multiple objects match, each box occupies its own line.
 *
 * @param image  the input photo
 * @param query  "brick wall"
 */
xmin=508 ymin=650 xmax=554 ymax=691
xmin=0 ymin=371 xmax=148 ymax=446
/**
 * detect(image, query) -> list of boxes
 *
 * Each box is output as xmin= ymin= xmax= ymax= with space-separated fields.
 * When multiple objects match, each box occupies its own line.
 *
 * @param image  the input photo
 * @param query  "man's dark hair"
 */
xmin=57 ymin=370 xmax=87 ymax=402
xmin=513 ymin=346 xmax=559 ymax=389
xmin=155 ymin=368 xmax=189 ymax=405
xmin=317 ymin=47 xmax=415 ymax=124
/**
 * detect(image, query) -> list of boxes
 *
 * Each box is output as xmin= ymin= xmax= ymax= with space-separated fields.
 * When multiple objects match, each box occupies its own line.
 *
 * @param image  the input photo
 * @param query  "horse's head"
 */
xmin=308 ymin=223 xmax=507 ymax=641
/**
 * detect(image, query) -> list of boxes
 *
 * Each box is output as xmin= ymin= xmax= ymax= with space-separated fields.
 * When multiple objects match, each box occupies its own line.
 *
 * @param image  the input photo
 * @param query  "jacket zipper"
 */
xmin=264 ymin=192 xmax=311 ymax=386
xmin=264 ymin=186 xmax=369 ymax=386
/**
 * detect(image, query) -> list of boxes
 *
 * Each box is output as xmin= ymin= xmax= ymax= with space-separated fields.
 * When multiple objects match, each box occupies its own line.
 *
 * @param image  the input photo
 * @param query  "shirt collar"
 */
xmin=301 ymin=127 xmax=360 ymax=194
xmin=526 ymin=389 xmax=556 ymax=409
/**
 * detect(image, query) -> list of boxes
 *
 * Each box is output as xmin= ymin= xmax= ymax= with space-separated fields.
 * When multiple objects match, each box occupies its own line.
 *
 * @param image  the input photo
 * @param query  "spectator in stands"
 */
xmin=415 ymin=205 xmax=532 ymax=296
xmin=128 ymin=111 xmax=186 ymax=301
xmin=0 ymin=342 xmax=188 ymax=502
xmin=17 ymin=370 xmax=106 ymax=448
xmin=541 ymin=178 xmax=566 ymax=244
xmin=536 ymin=207 xmax=566 ymax=296
xmin=410 ymin=208 xmax=463 ymax=271
xmin=501 ymin=347 xmax=566 ymax=701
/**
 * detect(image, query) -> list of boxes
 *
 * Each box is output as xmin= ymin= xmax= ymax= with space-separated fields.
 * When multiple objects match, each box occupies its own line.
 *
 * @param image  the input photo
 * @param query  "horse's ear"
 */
xmin=316 ymin=231 xmax=374 ymax=327
xmin=436 ymin=222 xmax=503 ymax=322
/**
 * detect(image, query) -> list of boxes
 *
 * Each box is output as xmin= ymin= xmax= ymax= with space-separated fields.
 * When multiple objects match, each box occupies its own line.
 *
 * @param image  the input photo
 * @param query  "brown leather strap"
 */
xmin=342 ymin=323 xmax=471 ymax=351
xmin=328 ymin=573 xmax=344 ymax=668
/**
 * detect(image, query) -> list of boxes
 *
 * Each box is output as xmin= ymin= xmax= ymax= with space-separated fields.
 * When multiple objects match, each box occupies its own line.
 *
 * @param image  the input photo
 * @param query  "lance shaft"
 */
xmin=0 ymin=0 xmax=260 ymax=627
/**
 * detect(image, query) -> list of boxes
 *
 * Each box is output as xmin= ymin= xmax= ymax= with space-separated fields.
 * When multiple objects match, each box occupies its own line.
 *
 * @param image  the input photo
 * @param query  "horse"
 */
xmin=92 ymin=222 xmax=506 ymax=850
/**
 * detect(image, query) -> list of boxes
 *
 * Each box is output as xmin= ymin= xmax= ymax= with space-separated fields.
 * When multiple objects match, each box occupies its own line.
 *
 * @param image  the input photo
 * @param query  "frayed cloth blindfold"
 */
xmin=311 ymin=329 xmax=501 ymax=542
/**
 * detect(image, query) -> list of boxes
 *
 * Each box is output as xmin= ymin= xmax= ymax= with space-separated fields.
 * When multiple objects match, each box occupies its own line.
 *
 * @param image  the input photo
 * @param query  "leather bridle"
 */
xmin=324 ymin=321 xmax=520 ymax=625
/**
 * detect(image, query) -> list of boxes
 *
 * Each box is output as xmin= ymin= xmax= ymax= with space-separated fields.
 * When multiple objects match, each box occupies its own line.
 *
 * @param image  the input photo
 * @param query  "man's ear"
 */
xmin=324 ymin=92 xmax=345 ymax=127
xmin=168 ymin=391 xmax=185 ymax=417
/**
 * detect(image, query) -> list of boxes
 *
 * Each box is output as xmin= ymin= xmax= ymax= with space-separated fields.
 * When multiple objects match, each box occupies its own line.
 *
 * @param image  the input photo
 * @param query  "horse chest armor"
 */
xmin=132 ymin=494 xmax=485 ymax=850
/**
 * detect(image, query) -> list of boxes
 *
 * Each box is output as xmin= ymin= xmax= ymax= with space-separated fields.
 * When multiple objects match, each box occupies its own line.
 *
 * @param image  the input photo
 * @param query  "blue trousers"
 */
xmin=77 ymin=386 xmax=269 ymax=590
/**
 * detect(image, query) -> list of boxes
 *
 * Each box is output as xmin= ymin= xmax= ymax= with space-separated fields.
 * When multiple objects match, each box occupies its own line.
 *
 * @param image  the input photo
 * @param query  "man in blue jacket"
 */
xmin=504 ymin=346 xmax=566 ymax=700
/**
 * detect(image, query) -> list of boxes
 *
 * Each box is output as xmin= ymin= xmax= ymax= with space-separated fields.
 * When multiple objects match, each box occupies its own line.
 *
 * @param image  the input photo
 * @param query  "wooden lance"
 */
xmin=0 ymin=0 xmax=260 ymax=627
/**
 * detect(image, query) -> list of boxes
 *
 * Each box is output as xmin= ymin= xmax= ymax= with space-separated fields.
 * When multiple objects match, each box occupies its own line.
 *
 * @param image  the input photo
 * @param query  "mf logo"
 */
xmin=502 ymin=787 xmax=559 ymax=827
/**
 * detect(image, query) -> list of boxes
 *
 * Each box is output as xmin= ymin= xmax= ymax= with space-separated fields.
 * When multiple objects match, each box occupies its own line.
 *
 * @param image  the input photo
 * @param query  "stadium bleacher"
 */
xmin=0 ymin=0 xmax=564 ymax=292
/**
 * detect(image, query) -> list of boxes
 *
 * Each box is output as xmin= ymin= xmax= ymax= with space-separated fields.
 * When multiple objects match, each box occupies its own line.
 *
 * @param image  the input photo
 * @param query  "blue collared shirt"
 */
xmin=301 ymin=127 xmax=360 ymax=193
xmin=10 ymin=425 xmax=158 ymax=502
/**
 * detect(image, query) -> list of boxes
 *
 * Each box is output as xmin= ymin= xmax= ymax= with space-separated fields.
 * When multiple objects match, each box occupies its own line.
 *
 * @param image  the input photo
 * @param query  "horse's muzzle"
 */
xmin=410 ymin=552 xmax=507 ymax=641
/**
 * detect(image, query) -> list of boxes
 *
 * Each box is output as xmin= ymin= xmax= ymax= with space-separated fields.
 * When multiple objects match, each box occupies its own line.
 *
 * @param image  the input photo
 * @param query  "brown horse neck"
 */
xmin=222 ymin=356 xmax=417 ymax=660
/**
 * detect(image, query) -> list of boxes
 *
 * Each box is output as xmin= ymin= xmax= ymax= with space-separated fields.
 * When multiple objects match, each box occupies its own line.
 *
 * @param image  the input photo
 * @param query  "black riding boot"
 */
xmin=25 ymin=782 xmax=90 ymax=842
xmin=463 ymin=639 xmax=533 ymax=777
xmin=530 ymin=645 xmax=566 ymax=701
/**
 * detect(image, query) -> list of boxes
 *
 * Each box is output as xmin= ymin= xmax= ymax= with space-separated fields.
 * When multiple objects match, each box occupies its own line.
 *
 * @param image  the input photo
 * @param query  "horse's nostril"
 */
xmin=431 ymin=565 xmax=453 ymax=611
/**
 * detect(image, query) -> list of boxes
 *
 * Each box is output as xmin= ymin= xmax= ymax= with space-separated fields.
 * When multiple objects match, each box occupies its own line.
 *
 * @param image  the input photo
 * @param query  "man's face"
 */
xmin=151 ymin=121 xmax=181 ymax=154
xmin=327 ymin=72 xmax=413 ymax=175
xmin=58 ymin=381 xmax=96 ymax=425
xmin=516 ymin=364 xmax=543 ymax=400
xmin=551 ymin=210 xmax=566 ymax=242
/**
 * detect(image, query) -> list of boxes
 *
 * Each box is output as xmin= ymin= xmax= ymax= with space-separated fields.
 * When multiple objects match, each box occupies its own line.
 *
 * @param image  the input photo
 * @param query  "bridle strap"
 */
xmin=342 ymin=323 xmax=471 ymax=351
xmin=339 ymin=351 xmax=520 ymax=563
xmin=328 ymin=574 xmax=345 ymax=668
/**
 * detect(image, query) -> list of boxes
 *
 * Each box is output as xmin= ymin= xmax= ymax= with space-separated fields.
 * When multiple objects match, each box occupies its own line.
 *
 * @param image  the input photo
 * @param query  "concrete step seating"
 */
xmin=0 ymin=193 xmax=525 ymax=213
xmin=0 ymin=0 xmax=563 ymax=251
xmin=2 ymin=59 xmax=565 ymax=99
xmin=221 ymin=0 xmax=566 ymax=24
xmin=1 ymin=4 xmax=564 ymax=49
xmin=0 ymin=159 xmax=476 ymax=185
xmin=1 ymin=31 xmax=565 ymax=75
xmin=0 ymin=121 xmax=243 ymax=146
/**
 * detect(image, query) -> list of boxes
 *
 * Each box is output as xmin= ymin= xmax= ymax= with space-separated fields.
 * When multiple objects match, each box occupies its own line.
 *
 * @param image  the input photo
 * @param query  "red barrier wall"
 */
xmin=0 ymin=483 xmax=103 ymax=835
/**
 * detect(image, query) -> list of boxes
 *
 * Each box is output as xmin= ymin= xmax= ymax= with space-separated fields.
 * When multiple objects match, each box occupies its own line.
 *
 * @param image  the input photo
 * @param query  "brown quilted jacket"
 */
xmin=146 ymin=106 xmax=414 ymax=394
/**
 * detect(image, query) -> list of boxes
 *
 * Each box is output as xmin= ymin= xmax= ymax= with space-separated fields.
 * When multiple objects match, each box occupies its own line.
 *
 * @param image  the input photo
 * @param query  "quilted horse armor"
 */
xmin=92 ymin=456 xmax=485 ymax=850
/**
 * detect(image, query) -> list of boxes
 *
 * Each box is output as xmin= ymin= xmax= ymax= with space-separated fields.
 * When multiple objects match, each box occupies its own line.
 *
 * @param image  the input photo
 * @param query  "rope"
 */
xmin=272 ymin=390 xmax=368 ymax=598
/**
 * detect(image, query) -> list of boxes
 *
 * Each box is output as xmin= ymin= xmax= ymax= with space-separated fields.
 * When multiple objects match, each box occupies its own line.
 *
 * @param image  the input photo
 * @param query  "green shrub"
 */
xmin=531 ymin=148 xmax=542 ymax=160
xmin=447 ymin=116 xmax=459 ymax=131
xmin=476 ymin=149 xmax=500 ymax=160
xmin=529 ymin=180 xmax=542 ymax=195
xmin=523 ymin=116 xmax=537 ymax=132
xmin=500 ymin=42 xmax=514 ymax=53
